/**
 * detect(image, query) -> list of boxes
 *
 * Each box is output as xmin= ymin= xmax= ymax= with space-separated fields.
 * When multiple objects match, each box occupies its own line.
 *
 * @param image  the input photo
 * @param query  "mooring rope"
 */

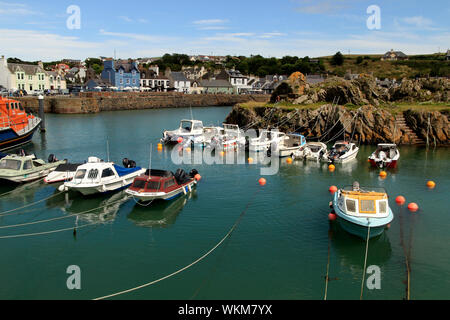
xmin=0 ymin=179 xmax=43 ymax=199
xmin=323 ymin=230 xmax=332 ymax=300
xmin=93 ymin=188 xmax=260 ymax=300
xmin=0 ymin=221 xmax=99 ymax=239
xmin=0 ymin=196 xmax=130 ymax=229
xmin=360 ymin=225 xmax=371 ymax=300
xmin=322 ymin=109 xmax=361 ymax=145
xmin=0 ymin=191 xmax=63 ymax=217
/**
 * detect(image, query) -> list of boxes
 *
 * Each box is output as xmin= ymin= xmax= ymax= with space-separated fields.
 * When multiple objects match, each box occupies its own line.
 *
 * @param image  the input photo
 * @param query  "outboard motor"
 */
xmin=174 ymin=168 xmax=189 ymax=184
xmin=123 ymin=158 xmax=129 ymax=168
xmin=128 ymin=160 xmax=136 ymax=168
xmin=189 ymin=169 xmax=199 ymax=178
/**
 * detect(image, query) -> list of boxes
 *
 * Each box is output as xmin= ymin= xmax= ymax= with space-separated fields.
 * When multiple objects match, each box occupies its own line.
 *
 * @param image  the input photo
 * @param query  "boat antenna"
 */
xmin=148 ymin=143 xmax=152 ymax=173
xmin=106 ymin=140 xmax=110 ymax=162
xmin=190 ymin=103 xmax=194 ymax=120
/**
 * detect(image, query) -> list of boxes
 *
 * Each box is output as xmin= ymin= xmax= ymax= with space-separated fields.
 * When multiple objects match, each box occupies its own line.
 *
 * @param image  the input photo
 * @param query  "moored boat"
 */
xmin=161 ymin=119 xmax=204 ymax=145
xmin=368 ymin=144 xmax=400 ymax=169
xmin=331 ymin=182 xmax=394 ymax=239
xmin=126 ymin=168 xmax=200 ymax=203
xmin=0 ymin=97 xmax=41 ymax=151
xmin=270 ymin=133 xmax=306 ymax=158
xmin=249 ymin=130 xmax=286 ymax=153
xmin=327 ymin=141 xmax=359 ymax=163
xmin=44 ymin=162 xmax=83 ymax=186
xmin=293 ymin=142 xmax=328 ymax=161
xmin=59 ymin=157 xmax=145 ymax=195
xmin=0 ymin=153 xmax=66 ymax=183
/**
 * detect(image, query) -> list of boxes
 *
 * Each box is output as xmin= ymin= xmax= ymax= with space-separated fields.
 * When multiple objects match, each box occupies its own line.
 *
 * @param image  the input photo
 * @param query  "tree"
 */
xmin=331 ymin=52 xmax=344 ymax=66
xmin=356 ymin=56 xmax=364 ymax=64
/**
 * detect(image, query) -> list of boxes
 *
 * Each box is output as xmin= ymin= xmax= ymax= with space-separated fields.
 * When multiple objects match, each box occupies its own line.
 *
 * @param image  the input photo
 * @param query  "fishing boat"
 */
xmin=0 ymin=97 xmax=41 ymax=151
xmin=331 ymin=182 xmax=394 ymax=239
xmin=327 ymin=141 xmax=359 ymax=163
xmin=59 ymin=157 xmax=145 ymax=195
xmin=270 ymin=133 xmax=306 ymax=157
xmin=44 ymin=162 xmax=83 ymax=186
xmin=368 ymin=144 xmax=400 ymax=169
xmin=126 ymin=168 xmax=200 ymax=203
xmin=293 ymin=142 xmax=328 ymax=161
xmin=0 ymin=153 xmax=66 ymax=183
xmin=186 ymin=126 xmax=223 ymax=148
xmin=161 ymin=119 xmax=204 ymax=144
xmin=208 ymin=124 xmax=245 ymax=151
xmin=249 ymin=130 xmax=286 ymax=153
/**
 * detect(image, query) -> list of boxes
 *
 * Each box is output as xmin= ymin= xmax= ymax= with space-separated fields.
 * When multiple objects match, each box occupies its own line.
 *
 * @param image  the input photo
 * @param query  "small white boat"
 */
xmin=270 ymin=133 xmax=306 ymax=158
xmin=293 ymin=142 xmax=328 ymax=162
xmin=126 ymin=169 xmax=199 ymax=203
xmin=59 ymin=157 xmax=146 ymax=195
xmin=327 ymin=141 xmax=359 ymax=163
xmin=249 ymin=130 xmax=286 ymax=153
xmin=208 ymin=124 xmax=246 ymax=150
xmin=368 ymin=144 xmax=400 ymax=169
xmin=44 ymin=163 xmax=82 ymax=186
xmin=162 ymin=119 xmax=204 ymax=144
xmin=188 ymin=126 xmax=223 ymax=148
xmin=0 ymin=154 xmax=66 ymax=183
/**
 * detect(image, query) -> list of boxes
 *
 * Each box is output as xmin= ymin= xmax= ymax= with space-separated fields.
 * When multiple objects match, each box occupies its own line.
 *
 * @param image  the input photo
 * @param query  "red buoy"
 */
xmin=259 ymin=178 xmax=267 ymax=186
xmin=395 ymin=196 xmax=406 ymax=206
xmin=194 ymin=174 xmax=202 ymax=182
xmin=329 ymin=186 xmax=338 ymax=194
xmin=177 ymin=137 xmax=183 ymax=144
xmin=408 ymin=203 xmax=419 ymax=212
xmin=328 ymin=213 xmax=337 ymax=221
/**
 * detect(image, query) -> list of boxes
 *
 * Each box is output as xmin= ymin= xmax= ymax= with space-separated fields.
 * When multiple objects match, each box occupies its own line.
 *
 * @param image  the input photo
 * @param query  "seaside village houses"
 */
xmin=101 ymin=59 xmax=140 ymax=91
xmin=139 ymin=65 xmax=170 ymax=92
xmin=0 ymin=55 xmax=66 ymax=93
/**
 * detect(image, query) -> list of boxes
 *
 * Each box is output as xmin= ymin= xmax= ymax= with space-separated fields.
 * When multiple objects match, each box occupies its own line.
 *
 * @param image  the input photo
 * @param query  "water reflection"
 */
xmin=127 ymin=193 xmax=191 ymax=229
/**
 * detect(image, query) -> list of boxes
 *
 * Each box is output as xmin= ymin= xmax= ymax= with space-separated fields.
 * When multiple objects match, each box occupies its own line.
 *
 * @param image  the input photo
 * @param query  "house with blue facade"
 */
xmin=101 ymin=59 xmax=140 ymax=91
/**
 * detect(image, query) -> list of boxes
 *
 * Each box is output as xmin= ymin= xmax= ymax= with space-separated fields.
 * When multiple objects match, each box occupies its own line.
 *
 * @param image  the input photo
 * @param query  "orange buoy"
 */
xmin=248 ymin=157 xmax=254 ymax=164
xmin=259 ymin=178 xmax=267 ymax=186
xmin=185 ymin=147 xmax=191 ymax=152
xmin=328 ymin=164 xmax=335 ymax=171
xmin=328 ymin=213 xmax=337 ymax=221
xmin=194 ymin=174 xmax=202 ymax=181
xmin=386 ymin=224 xmax=391 ymax=229
xmin=426 ymin=181 xmax=436 ymax=189
xmin=157 ymin=143 xmax=163 ymax=150
xmin=395 ymin=196 xmax=406 ymax=206
xmin=220 ymin=151 xmax=225 ymax=156
xmin=379 ymin=171 xmax=387 ymax=178
xmin=408 ymin=203 xmax=419 ymax=212
xmin=177 ymin=137 xmax=183 ymax=144
xmin=286 ymin=158 xmax=293 ymax=164
xmin=329 ymin=186 xmax=338 ymax=194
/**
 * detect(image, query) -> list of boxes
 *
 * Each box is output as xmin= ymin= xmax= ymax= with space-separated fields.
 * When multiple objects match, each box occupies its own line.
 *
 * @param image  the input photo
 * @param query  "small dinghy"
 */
xmin=249 ymin=130 xmax=286 ymax=153
xmin=126 ymin=168 xmax=200 ymax=203
xmin=293 ymin=142 xmax=328 ymax=161
xmin=331 ymin=182 xmax=394 ymax=239
xmin=269 ymin=133 xmax=306 ymax=158
xmin=0 ymin=153 xmax=66 ymax=183
xmin=368 ymin=144 xmax=400 ymax=169
xmin=161 ymin=119 xmax=205 ymax=145
xmin=327 ymin=141 xmax=359 ymax=163
xmin=59 ymin=157 xmax=145 ymax=195
xmin=44 ymin=163 xmax=83 ymax=186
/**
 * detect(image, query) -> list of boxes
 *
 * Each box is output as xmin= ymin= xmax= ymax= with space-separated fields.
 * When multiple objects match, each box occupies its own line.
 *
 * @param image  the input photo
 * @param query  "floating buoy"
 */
xmin=328 ymin=164 xmax=335 ymax=171
xmin=286 ymin=158 xmax=293 ymax=164
xmin=386 ymin=224 xmax=391 ymax=229
xmin=379 ymin=171 xmax=387 ymax=178
xmin=177 ymin=137 xmax=183 ymax=144
xmin=157 ymin=143 xmax=163 ymax=150
xmin=194 ymin=174 xmax=202 ymax=181
xmin=328 ymin=213 xmax=337 ymax=221
xmin=329 ymin=186 xmax=338 ymax=194
xmin=426 ymin=181 xmax=436 ymax=189
xmin=259 ymin=178 xmax=267 ymax=186
xmin=248 ymin=157 xmax=254 ymax=164
xmin=408 ymin=203 xmax=419 ymax=212
xmin=220 ymin=151 xmax=225 ymax=157
xmin=185 ymin=147 xmax=191 ymax=153
xmin=395 ymin=196 xmax=406 ymax=206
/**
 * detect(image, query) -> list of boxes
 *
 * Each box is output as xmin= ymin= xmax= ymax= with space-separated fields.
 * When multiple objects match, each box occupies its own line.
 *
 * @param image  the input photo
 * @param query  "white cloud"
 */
xmin=193 ymin=19 xmax=228 ymax=25
xmin=0 ymin=2 xmax=40 ymax=15
xmin=119 ymin=16 xmax=133 ymax=22
xmin=258 ymin=32 xmax=286 ymax=39
xmin=295 ymin=0 xmax=349 ymax=14
xmin=402 ymin=16 xmax=433 ymax=28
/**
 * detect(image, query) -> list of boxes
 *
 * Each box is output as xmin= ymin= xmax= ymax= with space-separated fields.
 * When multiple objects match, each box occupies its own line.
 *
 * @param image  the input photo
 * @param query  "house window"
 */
xmin=127 ymin=79 xmax=130 ymax=84
xmin=132 ymin=79 xmax=136 ymax=84
xmin=120 ymin=79 xmax=123 ymax=84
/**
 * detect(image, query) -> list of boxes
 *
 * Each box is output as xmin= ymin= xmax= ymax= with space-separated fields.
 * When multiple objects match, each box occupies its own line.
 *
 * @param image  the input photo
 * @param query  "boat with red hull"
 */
xmin=0 ymin=97 xmax=41 ymax=151
xmin=368 ymin=144 xmax=400 ymax=169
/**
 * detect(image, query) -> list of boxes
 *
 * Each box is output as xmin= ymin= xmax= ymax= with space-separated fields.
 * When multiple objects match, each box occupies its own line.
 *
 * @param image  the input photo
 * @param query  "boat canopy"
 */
xmin=113 ymin=164 xmax=142 ymax=177
xmin=145 ymin=169 xmax=174 ymax=177
xmin=54 ymin=163 xmax=82 ymax=172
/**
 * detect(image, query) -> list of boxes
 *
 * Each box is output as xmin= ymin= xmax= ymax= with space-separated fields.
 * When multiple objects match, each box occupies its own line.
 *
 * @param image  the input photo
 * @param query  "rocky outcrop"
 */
xmin=225 ymin=104 xmax=449 ymax=145
xmin=403 ymin=109 xmax=449 ymax=145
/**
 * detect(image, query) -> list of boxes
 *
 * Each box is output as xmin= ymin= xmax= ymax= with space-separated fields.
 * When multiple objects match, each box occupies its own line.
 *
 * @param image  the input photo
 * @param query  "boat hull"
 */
xmin=329 ymin=149 xmax=359 ymax=163
xmin=337 ymin=217 xmax=387 ymax=239
xmin=0 ymin=123 xmax=40 ymax=151
xmin=126 ymin=181 xmax=196 ymax=202
xmin=369 ymin=159 xmax=398 ymax=169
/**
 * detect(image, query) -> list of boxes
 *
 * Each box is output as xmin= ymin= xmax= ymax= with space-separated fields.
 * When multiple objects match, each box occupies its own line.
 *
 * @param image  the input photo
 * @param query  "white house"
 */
xmin=167 ymin=71 xmax=191 ymax=93
xmin=216 ymin=69 xmax=251 ymax=94
xmin=46 ymin=71 xmax=67 ymax=90
xmin=0 ymin=55 xmax=47 ymax=92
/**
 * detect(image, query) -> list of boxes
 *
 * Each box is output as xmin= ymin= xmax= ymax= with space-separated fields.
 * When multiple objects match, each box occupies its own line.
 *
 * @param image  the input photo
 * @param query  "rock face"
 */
xmin=404 ymin=109 xmax=449 ymax=145
xmin=225 ymin=104 xmax=449 ymax=145
xmin=287 ymin=75 xmax=449 ymax=106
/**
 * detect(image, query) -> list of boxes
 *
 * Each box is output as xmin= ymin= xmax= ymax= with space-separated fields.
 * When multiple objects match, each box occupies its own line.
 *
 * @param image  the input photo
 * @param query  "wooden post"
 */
xmin=38 ymin=94 xmax=46 ymax=132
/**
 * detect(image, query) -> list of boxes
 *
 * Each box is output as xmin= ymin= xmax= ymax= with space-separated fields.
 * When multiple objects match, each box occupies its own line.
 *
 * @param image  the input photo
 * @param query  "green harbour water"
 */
xmin=0 ymin=106 xmax=449 ymax=300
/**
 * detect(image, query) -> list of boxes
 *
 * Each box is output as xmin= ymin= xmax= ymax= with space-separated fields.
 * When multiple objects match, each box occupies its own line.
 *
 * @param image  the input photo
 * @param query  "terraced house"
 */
xmin=101 ymin=59 xmax=140 ymax=91
xmin=0 ymin=56 xmax=47 ymax=92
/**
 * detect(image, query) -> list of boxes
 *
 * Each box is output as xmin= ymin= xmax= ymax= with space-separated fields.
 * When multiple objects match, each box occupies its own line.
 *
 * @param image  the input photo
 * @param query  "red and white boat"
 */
xmin=368 ymin=144 xmax=400 ymax=169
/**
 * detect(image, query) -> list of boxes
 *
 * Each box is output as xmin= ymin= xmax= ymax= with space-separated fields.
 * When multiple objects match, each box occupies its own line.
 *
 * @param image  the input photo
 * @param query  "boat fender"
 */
xmin=188 ymin=184 xmax=192 ymax=192
xmin=182 ymin=187 xmax=187 ymax=195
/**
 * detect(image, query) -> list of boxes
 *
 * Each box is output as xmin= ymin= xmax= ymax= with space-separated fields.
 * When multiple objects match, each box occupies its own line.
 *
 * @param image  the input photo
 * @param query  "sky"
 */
xmin=0 ymin=0 xmax=449 ymax=61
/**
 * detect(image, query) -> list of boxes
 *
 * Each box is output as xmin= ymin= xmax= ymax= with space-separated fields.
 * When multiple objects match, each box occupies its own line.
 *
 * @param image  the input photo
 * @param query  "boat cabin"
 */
xmin=129 ymin=169 xmax=193 ymax=193
xmin=373 ymin=144 xmax=398 ymax=158
xmin=0 ymin=154 xmax=42 ymax=171
xmin=72 ymin=157 xmax=140 ymax=184
xmin=179 ymin=120 xmax=204 ymax=135
xmin=337 ymin=186 xmax=390 ymax=219
xmin=0 ymin=97 xmax=33 ymax=132
xmin=284 ymin=133 xmax=306 ymax=148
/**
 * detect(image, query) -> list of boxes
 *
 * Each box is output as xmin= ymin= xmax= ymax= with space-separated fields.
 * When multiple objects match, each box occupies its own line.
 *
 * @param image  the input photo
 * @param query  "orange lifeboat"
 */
xmin=0 ymin=97 xmax=41 ymax=151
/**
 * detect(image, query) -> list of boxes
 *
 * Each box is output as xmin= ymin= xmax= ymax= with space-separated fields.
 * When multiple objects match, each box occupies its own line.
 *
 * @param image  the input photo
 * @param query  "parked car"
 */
xmin=31 ymin=90 xmax=44 ymax=96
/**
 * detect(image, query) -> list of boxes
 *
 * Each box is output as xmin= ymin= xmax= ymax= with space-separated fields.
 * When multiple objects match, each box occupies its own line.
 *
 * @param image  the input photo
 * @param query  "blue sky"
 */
xmin=0 ymin=0 xmax=449 ymax=61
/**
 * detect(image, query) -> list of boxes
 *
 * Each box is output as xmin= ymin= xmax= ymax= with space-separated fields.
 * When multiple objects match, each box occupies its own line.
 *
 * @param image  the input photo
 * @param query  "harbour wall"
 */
xmin=17 ymin=93 xmax=270 ymax=114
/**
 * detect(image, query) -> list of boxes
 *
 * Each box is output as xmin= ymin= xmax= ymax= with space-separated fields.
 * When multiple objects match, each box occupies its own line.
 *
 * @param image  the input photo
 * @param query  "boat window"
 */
xmin=132 ymin=180 xmax=147 ymax=189
xmin=193 ymin=123 xmax=203 ymax=130
xmin=346 ymin=199 xmax=356 ymax=213
xmin=164 ymin=178 xmax=176 ymax=189
xmin=32 ymin=161 xmax=43 ymax=167
xmin=181 ymin=121 xmax=192 ymax=132
xmin=5 ymin=103 xmax=9 ymax=110
xmin=101 ymin=168 xmax=115 ymax=178
xmin=87 ymin=169 xmax=99 ymax=179
xmin=146 ymin=181 xmax=160 ymax=190
xmin=74 ymin=169 xmax=86 ymax=179
xmin=23 ymin=160 xmax=32 ymax=170
xmin=19 ymin=103 xmax=24 ymax=111
xmin=0 ymin=159 xmax=21 ymax=170
xmin=379 ymin=201 xmax=387 ymax=214
xmin=360 ymin=200 xmax=376 ymax=213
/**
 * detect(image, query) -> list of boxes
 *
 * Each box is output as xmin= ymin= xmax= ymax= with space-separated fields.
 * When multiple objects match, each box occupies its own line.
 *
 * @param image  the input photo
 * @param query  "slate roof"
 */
xmin=7 ymin=63 xmax=44 ymax=75
xmin=200 ymin=79 xmax=233 ymax=88
xmin=169 ymin=72 xmax=189 ymax=82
